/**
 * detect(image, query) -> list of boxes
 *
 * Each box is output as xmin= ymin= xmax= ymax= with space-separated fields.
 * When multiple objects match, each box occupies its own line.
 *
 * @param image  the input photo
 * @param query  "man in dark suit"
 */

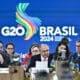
xmin=0 ymin=40 xmax=10 ymax=67
xmin=71 ymin=40 xmax=80 ymax=70
xmin=26 ymin=44 xmax=53 ymax=72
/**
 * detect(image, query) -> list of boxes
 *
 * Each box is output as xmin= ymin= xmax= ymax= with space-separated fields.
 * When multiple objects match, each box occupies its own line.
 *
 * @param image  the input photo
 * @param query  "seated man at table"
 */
xmin=26 ymin=44 xmax=53 ymax=78
xmin=71 ymin=40 xmax=80 ymax=71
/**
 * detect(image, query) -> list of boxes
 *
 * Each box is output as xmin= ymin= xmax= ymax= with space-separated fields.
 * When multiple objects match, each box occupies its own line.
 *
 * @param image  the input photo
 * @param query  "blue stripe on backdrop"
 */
xmin=0 ymin=0 xmax=80 ymax=61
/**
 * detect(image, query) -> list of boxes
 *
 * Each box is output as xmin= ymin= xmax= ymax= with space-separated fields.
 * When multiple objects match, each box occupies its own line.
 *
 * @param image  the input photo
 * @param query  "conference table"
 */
xmin=55 ymin=61 xmax=80 ymax=80
xmin=29 ymin=61 xmax=80 ymax=80
xmin=0 ymin=63 xmax=80 ymax=80
xmin=0 ymin=66 xmax=24 ymax=80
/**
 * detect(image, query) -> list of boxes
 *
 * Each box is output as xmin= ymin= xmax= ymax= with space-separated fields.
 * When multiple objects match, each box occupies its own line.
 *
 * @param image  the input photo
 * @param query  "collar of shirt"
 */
xmin=41 ymin=56 xmax=48 ymax=61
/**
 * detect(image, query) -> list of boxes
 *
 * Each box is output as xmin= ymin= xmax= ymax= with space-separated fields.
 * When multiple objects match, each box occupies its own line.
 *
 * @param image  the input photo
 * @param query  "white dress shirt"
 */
xmin=41 ymin=56 xmax=48 ymax=61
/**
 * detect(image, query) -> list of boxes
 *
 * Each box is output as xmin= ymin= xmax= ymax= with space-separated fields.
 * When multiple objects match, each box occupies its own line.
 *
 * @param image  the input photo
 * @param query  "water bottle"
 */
xmin=61 ymin=50 xmax=66 ymax=60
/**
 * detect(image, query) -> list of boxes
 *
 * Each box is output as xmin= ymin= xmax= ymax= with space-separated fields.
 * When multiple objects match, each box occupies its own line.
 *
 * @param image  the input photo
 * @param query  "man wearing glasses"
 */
xmin=72 ymin=40 xmax=80 ymax=71
xmin=26 ymin=44 xmax=53 ymax=80
xmin=5 ymin=42 xmax=21 ymax=66
xmin=26 ymin=44 xmax=53 ymax=72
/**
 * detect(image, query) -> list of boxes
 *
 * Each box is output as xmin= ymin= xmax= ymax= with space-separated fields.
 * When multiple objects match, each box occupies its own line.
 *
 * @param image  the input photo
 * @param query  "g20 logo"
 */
xmin=1 ymin=26 xmax=25 ymax=36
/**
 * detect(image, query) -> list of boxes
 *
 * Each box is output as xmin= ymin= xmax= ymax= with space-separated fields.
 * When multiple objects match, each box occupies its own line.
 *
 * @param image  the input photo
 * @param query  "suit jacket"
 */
xmin=72 ymin=52 xmax=79 ymax=62
xmin=26 ymin=54 xmax=53 ymax=72
xmin=71 ymin=52 xmax=80 ymax=70
xmin=0 ymin=52 xmax=10 ymax=67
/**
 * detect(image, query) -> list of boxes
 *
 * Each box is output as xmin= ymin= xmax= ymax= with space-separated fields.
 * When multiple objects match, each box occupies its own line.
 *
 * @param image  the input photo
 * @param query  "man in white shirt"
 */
xmin=26 ymin=44 xmax=53 ymax=72
xmin=25 ymin=44 xmax=53 ymax=80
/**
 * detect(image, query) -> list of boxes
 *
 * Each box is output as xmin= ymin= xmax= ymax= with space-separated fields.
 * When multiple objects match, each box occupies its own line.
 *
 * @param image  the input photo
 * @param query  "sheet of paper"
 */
xmin=36 ymin=61 xmax=49 ymax=73
xmin=0 ymin=68 xmax=9 ymax=73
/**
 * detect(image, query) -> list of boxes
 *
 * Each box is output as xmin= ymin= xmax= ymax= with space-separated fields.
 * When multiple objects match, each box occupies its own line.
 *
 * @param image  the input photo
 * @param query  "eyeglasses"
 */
xmin=7 ymin=48 xmax=14 ymax=50
xmin=32 ymin=50 xmax=39 ymax=52
xmin=76 ymin=45 xmax=80 ymax=47
xmin=42 ymin=49 xmax=49 ymax=52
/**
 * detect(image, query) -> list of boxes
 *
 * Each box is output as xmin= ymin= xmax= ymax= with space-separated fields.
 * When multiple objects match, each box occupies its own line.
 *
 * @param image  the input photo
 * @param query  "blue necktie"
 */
xmin=79 ymin=63 xmax=80 ymax=71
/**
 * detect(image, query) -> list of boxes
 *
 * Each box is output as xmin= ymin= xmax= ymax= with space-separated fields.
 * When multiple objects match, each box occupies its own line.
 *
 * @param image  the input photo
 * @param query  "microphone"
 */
xmin=61 ymin=50 xmax=66 ymax=60
xmin=58 ymin=50 xmax=66 ymax=60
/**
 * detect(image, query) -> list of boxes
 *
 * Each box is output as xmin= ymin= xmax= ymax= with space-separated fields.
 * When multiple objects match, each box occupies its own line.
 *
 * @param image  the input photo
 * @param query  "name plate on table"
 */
xmin=0 ymin=68 xmax=9 ymax=73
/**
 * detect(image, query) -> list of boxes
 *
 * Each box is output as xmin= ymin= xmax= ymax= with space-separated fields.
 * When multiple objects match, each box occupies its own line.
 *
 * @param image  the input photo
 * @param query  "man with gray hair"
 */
xmin=26 ymin=44 xmax=53 ymax=80
xmin=26 ymin=44 xmax=53 ymax=71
